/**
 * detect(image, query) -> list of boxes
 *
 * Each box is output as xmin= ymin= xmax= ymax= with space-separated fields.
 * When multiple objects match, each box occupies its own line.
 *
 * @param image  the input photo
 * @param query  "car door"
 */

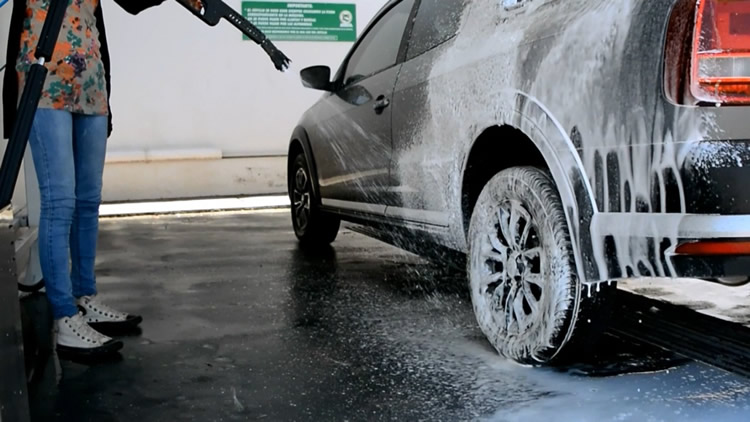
xmin=308 ymin=0 xmax=417 ymax=214
xmin=388 ymin=0 xmax=470 ymax=226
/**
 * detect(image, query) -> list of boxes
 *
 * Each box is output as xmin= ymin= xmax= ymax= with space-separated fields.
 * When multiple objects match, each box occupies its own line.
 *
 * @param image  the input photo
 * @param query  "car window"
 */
xmin=405 ymin=0 xmax=468 ymax=61
xmin=343 ymin=0 xmax=416 ymax=86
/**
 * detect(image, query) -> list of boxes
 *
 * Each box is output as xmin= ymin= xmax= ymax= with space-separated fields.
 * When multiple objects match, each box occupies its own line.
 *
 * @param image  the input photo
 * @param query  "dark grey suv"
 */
xmin=286 ymin=0 xmax=750 ymax=365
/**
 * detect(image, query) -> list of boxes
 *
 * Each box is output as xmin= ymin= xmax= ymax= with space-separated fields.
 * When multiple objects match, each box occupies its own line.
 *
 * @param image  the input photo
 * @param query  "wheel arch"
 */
xmin=460 ymin=94 xmax=600 ymax=282
xmin=461 ymin=125 xmax=548 ymax=236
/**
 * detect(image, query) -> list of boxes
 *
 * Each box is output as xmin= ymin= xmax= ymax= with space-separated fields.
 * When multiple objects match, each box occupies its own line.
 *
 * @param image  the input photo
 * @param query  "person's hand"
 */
xmin=185 ymin=0 xmax=203 ymax=13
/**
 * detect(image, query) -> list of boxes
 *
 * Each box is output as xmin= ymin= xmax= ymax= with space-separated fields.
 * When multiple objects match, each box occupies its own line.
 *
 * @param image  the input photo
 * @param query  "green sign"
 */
xmin=242 ymin=2 xmax=357 ymax=42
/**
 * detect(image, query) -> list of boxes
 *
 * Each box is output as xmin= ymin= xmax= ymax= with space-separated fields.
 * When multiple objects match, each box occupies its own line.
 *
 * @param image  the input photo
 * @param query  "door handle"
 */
xmin=373 ymin=95 xmax=390 ymax=114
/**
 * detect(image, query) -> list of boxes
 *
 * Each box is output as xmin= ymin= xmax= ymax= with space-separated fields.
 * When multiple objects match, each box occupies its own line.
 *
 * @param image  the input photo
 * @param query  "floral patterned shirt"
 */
xmin=16 ymin=0 xmax=108 ymax=115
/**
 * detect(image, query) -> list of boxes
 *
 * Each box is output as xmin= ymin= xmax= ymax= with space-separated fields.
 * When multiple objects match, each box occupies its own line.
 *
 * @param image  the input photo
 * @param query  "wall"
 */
xmin=1 ymin=0 xmax=388 ymax=201
xmin=102 ymin=0 xmax=386 ymax=156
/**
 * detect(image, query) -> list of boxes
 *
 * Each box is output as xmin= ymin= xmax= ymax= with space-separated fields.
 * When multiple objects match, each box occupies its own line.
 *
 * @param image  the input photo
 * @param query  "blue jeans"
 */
xmin=28 ymin=108 xmax=108 ymax=320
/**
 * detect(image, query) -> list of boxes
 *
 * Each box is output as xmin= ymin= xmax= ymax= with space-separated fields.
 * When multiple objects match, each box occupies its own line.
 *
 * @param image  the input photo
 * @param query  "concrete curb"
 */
xmin=99 ymin=195 xmax=291 ymax=218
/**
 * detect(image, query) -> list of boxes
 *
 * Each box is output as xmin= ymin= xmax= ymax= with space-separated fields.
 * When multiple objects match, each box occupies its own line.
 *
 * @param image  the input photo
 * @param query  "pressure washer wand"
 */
xmin=175 ymin=0 xmax=291 ymax=72
xmin=0 ymin=0 xmax=69 ymax=208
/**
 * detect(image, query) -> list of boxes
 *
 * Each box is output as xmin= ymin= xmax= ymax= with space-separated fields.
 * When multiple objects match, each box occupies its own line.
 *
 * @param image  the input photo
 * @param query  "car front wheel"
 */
xmin=468 ymin=166 xmax=614 ymax=365
xmin=290 ymin=151 xmax=340 ymax=245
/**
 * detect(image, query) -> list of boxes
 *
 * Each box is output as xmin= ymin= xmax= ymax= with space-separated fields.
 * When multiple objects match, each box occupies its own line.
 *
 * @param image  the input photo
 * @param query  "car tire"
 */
xmin=290 ymin=152 xmax=341 ymax=245
xmin=468 ymin=166 xmax=614 ymax=365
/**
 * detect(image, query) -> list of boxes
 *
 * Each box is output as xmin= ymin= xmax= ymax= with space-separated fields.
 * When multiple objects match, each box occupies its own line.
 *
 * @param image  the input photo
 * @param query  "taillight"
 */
xmin=691 ymin=0 xmax=750 ymax=104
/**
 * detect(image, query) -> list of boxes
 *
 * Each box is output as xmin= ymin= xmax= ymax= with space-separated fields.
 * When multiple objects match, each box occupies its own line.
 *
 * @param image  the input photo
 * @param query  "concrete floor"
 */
xmin=24 ymin=210 xmax=750 ymax=421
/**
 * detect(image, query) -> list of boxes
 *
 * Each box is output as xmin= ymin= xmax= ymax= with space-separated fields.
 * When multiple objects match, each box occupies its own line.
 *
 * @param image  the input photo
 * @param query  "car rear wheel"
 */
xmin=468 ymin=166 xmax=614 ymax=365
xmin=290 ymin=151 xmax=340 ymax=245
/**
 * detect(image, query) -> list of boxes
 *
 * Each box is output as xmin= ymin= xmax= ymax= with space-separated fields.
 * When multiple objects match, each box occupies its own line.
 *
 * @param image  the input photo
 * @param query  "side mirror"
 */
xmin=300 ymin=66 xmax=333 ymax=91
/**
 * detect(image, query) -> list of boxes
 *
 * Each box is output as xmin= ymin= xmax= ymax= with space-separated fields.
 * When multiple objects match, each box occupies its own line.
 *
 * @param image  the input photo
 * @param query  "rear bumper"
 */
xmin=590 ymin=213 xmax=750 ymax=280
xmin=667 ymin=216 xmax=750 ymax=280
xmin=669 ymin=253 xmax=750 ymax=282
xmin=682 ymin=140 xmax=750 ymax=214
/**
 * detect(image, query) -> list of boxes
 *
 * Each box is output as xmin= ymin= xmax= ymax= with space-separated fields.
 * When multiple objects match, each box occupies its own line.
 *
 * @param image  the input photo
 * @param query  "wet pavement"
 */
xmin=24 ymin=210 xmax=750 ymax=421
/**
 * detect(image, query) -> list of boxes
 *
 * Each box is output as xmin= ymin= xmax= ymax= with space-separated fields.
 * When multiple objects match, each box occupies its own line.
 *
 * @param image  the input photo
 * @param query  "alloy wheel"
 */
xmin=477 ymin=199 xmax=544 ymax=335
xmin=293 ymin=167 xmax=312 ymax=232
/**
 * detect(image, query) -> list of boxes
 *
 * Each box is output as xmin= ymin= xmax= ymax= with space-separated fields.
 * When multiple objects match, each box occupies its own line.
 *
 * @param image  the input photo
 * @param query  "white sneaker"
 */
xmin=77 ymin=295 xmax=143 ymax=331
xmin=55 ymin=313 xmax=123 ymax=356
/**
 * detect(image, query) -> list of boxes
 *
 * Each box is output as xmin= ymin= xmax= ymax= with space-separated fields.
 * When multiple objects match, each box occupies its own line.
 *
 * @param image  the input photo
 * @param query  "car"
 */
xmin=286 ymin=0 xmax=750 ymax=365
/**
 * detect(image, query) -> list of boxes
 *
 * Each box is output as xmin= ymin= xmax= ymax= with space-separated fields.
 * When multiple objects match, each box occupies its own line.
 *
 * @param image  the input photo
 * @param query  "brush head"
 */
xmin=262 ymin=39 xmax=292 ymax=72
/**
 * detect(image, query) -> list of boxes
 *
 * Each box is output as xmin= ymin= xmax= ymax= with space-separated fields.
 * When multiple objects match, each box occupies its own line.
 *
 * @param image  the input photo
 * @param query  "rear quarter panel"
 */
xmin=392 ymin=0 xmax=749 ymax=282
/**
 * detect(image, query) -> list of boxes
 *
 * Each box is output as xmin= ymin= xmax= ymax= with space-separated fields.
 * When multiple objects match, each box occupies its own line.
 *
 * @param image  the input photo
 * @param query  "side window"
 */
xmin=405 ymin=0 xmax=468 ymax=60
xmin=343 ymin=0 xmax=416 ymax=85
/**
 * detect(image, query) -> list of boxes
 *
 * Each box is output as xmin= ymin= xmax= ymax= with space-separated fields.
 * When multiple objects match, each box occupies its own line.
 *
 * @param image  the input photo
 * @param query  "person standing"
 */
xmin=2 ymin=0 xmax=182 ymax=357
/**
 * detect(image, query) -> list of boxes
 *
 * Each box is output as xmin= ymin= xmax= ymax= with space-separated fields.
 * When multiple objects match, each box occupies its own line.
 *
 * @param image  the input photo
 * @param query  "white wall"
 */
xmin=1 ymin=0 xmax=388 ymax=201
xmin=101 ymin=0 xmax=386 ymax=157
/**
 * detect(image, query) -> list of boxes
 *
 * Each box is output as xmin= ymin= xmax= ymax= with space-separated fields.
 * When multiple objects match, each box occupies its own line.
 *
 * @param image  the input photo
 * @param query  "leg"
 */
xmin=69 ymin=113 xmax=108 ymax=298
xmin=30 ymin=110 xmax=121 ymax=357
xmin=27 ymin=109 xmax=78 ymax=320
xmin=69 ymin=112 xmax=142 ymax=332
